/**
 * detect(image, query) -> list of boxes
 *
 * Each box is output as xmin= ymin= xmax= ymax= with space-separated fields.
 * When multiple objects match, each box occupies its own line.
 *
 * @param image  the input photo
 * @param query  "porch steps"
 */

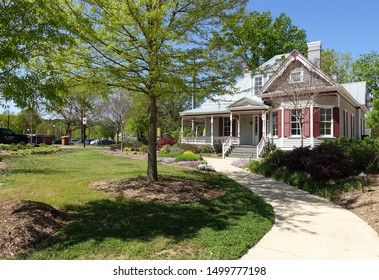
xmin=226 ymin=145 xmax=257 ymax=159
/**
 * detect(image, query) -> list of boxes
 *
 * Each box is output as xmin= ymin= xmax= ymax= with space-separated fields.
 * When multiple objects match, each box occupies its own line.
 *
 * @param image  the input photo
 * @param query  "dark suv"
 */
xmin=0 ymin=127 xmax=29 ymax=144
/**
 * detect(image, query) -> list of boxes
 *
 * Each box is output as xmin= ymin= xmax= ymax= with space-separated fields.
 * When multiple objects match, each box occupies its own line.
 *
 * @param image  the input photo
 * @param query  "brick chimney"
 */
xmin=307 ymin=41 xmax=322 ymax=68
xmin=331 ymin=70 xmax=338 ymax=82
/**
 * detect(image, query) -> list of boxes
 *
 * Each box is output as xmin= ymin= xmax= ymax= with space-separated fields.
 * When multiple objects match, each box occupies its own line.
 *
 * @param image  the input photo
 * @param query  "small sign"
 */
xmin=83 ymin=117 xmax=87 ymax=125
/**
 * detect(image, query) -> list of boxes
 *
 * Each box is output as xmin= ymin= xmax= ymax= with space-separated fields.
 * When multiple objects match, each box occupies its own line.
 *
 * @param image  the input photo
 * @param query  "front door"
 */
xmin=252 ymin=115 xmax=260 ymax=145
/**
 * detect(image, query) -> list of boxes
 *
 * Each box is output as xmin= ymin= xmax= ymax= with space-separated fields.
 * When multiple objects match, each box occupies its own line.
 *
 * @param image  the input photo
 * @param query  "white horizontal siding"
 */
xmin=271 ymin=136 xmax=335 ymax=150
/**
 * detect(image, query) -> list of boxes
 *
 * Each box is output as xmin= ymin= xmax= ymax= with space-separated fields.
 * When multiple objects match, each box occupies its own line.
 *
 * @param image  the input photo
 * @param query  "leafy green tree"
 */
xmin=0 ymin=0 xmax=68 ymax=108
xmin=102 ymin=90 xmax=131 ymax=146
xmin=51 ymin=0 xmax=247 ymax=181
xmin=352 ymin=52 xmax=379 ymax=127
xmin=321 ymin=48 xmax=353 ymax=83
xmin=48 ymin=83 xmax=104 ymax=142
xmin=125 ymin=98 xmax=149 ymax=144
xmin=19 ymin=109 xmax=42 ymax=143
xmin=211 ymin=11 xmax=307 ymax=71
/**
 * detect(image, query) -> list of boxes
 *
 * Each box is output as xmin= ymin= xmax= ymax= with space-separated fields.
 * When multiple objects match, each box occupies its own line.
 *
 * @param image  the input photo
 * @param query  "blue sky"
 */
xmin=247 ymin=0 xmax=379 ymax=59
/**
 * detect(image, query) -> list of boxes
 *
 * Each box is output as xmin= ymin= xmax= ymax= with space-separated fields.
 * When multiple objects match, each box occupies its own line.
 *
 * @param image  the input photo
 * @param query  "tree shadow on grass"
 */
xmin=61 ymin=199 xmax=229 ymax=244
xmin=40 ymin=174 xmax=274 ymax=258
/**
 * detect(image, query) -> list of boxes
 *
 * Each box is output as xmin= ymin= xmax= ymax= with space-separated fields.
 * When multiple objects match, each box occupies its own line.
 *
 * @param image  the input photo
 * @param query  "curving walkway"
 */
xmin=205 ymin=157 xmax=379 ymax=260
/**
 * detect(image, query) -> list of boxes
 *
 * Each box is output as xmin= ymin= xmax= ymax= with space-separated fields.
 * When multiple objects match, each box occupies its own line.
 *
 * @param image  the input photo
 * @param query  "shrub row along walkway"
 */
xmin=205 ymin=158 xmax=379 ymax=259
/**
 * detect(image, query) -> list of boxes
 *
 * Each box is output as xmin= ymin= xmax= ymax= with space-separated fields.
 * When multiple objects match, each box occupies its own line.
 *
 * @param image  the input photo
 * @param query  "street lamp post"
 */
xmin=6 ymin=107 xmax=10 ymax=129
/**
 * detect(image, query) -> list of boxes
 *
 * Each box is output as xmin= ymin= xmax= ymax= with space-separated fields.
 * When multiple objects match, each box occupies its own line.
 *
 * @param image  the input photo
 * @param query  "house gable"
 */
xmin=260 ymin=50 xmax=336 ymax=99
xmin=228 ymin=97 xmax=266 ymax=109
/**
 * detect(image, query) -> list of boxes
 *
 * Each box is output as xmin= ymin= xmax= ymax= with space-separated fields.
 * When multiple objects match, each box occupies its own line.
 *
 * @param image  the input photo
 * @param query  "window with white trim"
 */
xmin=254 ymin=76 xmax=263 ymax=94
xmin=223 ymin=117 xmax=231 ymax=136
xmin=291 ymin=109 xmax=301 ymax=136
xmin=272 ymin=111 xmax=278 ymax=136
xmin=343 ymin=110 xmax=348 ymax=136
xmin=320 ymin=108 xmax=332 ymax=136
xmin=290 ymin=70 xmax=304 ymax=83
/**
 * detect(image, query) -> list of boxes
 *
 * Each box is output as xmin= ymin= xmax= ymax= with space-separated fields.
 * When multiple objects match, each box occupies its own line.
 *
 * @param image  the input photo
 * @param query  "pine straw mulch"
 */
xmin=0 ymin=200 xmax=68 ymax=258
xmin=335 ymin=174 xmax=379 ymax=235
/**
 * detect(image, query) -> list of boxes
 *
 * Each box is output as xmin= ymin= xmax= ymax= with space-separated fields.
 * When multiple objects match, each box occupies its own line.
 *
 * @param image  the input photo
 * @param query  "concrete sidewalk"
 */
xmin=205 ymin=157 xmax=379 ymax=260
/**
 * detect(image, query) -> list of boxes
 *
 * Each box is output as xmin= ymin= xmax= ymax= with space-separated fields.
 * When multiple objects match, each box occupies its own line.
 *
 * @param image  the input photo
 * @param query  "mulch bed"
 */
xmin=0 ymin=200 xmax=68 ymax=258
xmin=335 ymin=175 xmax=379 ymax=235
xmin=90 ymin=177 xmax=224 ymax=202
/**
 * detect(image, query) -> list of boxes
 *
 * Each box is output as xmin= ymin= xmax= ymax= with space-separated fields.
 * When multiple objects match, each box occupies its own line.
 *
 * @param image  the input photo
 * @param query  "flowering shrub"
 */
xmin=179 ymin=144 xmax=200 ymax=154
xmin=175 ymin=151 xmax=200 ymax=162
xmin=157 ymin=157 xmax=175 ymax=164
xmin=158 ymin=144 xmax=183 ymax=157
xmin=199 ymin=145 xmax=215 ymax=154
xmin=157 ymin=137 xmax=177 ymax=150
xmin=231 ymin=159 xmax=252 ymax=168
xmin=177 ymin=160 xmax=202 ymax=166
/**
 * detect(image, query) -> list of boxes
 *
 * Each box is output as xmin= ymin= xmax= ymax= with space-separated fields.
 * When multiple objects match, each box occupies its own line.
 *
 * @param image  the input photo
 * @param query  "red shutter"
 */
xmin=277 ymin=110 xmax=282 ymax=138
xmin=333 ymin=107 xmax=340 ymax=137
xmin=232 ymin=119 xmax=237 ymax=137
xmin=303 ymin=109 xmax=310 ymax=138
xmin=313 ymin=107 xmax=320 ymax=137
xmin=284 ymin=110 xmax=291 ymax=137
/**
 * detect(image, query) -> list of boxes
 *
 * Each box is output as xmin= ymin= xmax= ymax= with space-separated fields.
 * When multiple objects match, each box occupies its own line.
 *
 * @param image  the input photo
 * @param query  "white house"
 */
xmin=180 ymin=41 xmax=369 ymax=158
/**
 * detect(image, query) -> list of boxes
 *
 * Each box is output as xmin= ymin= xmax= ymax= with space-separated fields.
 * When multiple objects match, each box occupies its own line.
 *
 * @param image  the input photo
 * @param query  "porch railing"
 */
xmin=222 ymin=136 xmax=233 ymax=159
xmin=256 ymin=137 xmax=266 ymax=159
xmin=181 ymin=136 xmax=239 ymax=146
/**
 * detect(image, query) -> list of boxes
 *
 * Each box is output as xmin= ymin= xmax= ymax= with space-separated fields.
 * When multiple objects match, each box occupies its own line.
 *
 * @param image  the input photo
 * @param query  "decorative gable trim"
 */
xmin=227 ymin=97 xmax=269 ymax=111
xmin=259 ymin=50 xmax=337 ymax=96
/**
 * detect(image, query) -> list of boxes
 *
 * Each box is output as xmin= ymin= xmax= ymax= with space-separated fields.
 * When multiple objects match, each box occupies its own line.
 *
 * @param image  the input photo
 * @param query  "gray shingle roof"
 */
xmin=180 ymin=54 xmax=289 ymax=116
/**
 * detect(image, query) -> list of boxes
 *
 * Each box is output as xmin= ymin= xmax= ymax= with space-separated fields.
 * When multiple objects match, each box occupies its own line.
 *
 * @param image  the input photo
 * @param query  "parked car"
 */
xmin=99 ymin=139 xmax=114 ymax=145
xmin=90 ymin=139 xmax=114 ymax=145
xmin=85 ymin=138 xmax=94 ymax=144
xmin=69 ymin=139 xmax=80 ymax=144
xmin=0 ymin=127 xmax=29 ymax=144
xmin=30 ymin=134 xmax=43 ymax=144
xmin=52 ymin=139 xmax=62 ymax=144
xmin=90 ymin=139 xmax=99 ymax=145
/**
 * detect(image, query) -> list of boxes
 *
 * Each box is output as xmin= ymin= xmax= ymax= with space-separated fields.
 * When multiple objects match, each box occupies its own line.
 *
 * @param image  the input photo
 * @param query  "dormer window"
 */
xmin=290 ymin=70 xmax=303 ymax=83
xmin=254 ymin=76 xmax=263 ymax=94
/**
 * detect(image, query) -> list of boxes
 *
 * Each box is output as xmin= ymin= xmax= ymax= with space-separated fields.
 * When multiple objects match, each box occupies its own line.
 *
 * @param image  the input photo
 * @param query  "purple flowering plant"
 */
xmin=231 ymin=159 xmax=251 ymax=168
xmin=177 ymin=160 xmax=202 ymax=166
xmin=157 ymin=157 xmax=175 ymax=164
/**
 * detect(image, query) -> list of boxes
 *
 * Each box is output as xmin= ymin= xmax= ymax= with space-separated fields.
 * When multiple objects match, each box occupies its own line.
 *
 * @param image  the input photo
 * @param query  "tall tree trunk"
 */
xmin=147 ymin=94 xmax=158 ymax=182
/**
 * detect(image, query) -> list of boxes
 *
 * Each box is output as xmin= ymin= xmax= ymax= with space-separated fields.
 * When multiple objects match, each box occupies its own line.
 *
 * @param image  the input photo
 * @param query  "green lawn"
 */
xmin=0 ymin=148 xmax=274 ymax=260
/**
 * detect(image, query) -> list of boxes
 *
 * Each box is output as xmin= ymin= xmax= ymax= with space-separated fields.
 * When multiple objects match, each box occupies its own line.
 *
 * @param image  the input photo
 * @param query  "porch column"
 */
xmin=238 ymin=115 xmax=241 ymax=139
xmin=204 ymin=118 xmax=206 ymax=136
xmin=262 ymin=111 xmax=266 ymax=139
xmin=310 ymin=103 xmax=314 ymax=147
xmin=230 ymin=112 xmax=233 ymax=137
xmin=211 ymin=115 xmax=214 ymax=145
xmin=281 ymin=109 xmax=284 ymax=147
xmin=181 ymin=117 xmax=184 ymax=142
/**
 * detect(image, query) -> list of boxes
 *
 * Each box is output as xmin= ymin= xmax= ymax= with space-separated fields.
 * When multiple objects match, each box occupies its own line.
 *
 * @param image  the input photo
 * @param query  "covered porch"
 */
xmin=180 ymin=110 xmax=269 ymax=157
xmin=179 ymin=97 xmax=271 ymax=157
